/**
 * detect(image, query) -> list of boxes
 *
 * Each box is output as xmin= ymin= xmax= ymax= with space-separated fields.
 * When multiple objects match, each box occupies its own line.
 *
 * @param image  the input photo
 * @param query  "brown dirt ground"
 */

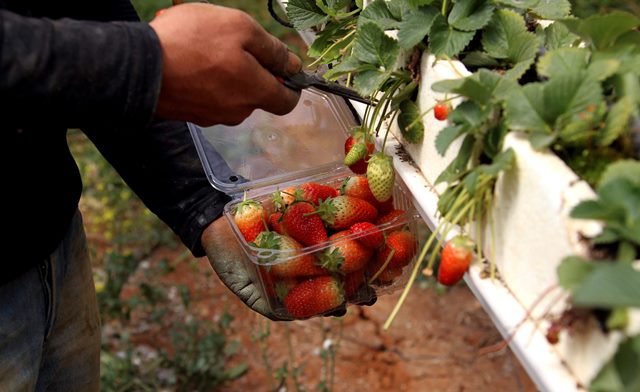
xmin=119 ymin=247 xmax=538 ymax=392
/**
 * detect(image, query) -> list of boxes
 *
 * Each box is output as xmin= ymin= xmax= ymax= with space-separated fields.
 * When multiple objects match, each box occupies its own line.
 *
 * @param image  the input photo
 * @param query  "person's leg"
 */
xmin=0 ymin=210 xmax=101 ymax=392
xmin=36 ymin=210 xmax=101 ymax=391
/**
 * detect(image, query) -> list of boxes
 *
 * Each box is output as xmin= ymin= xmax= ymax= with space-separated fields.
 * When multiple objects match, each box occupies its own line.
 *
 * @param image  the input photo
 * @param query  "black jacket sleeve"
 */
xmin=0 ymin=8 xmax=162 ymax=128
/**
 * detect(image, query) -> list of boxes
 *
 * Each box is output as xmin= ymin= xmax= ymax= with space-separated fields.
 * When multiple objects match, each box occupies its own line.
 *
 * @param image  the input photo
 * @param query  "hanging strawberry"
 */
xmin=366 ymin=153 xmax=395 ymax=203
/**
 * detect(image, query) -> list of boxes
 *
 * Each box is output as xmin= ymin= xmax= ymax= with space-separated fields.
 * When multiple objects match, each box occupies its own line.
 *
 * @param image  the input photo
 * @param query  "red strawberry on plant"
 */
xmin=344 ymin=130 xmax=374 ymax=175
xmin=366 ymin=153 xmax=395 ymax=203
xmin=252 ymin=231 xmax=326 ymax=279
xmin=281 ymin=201 xmax=328 ymax=247
xmin=284 ymin=276 xmax=345 ymax=318
xmin=314 ymin=195 xmax=378 ymax=230
xmin=377 ymin=230 xmax=417 ymax=269
xmin=350 ymin=222 xmax=384 ymax=249
xmin=437 ymin=235 xmax=474 ymax=286
xmin=340 ymin=176 xmax=394 ymax=213
xmin=319 ymin=230 xmax=373 ymax=274
xmin=278 ymin=182 xmax=339 ymax=206
xmin=232 ymin=193 xmax=267 ymax=242
xmin=434 ymin=102 xmax=450 ymax=121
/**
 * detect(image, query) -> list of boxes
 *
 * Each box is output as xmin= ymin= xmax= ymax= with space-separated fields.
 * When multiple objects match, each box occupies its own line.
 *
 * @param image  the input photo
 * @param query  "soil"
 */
xmin=117 ymin=246 xmax=538 ymax=392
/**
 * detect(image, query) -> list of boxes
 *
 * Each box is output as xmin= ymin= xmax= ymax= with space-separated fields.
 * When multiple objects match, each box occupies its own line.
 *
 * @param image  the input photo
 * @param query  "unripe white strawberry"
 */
xmin=366 ymin=153 xmax=395 ymax=202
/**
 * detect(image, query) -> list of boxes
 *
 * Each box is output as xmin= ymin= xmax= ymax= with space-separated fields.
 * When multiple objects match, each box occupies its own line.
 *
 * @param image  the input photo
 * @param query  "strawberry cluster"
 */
xmin=231 ymin=176 xmax=418 ymax=319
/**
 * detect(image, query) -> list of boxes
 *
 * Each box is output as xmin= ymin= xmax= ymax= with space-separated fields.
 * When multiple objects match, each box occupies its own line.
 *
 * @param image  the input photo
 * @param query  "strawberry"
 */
xmin=277 ymin=182 xmax=339 ymax=206
xmin=340 ymin=175 xmax=395 ymax=213
xmin=268 ymin=212 xmax=287 ymax=235
xmin=350 ymin=222 xmax=384 ymax=249
xmin=376 ymin=209 xmax=408 ymax=227
xmin=376 ymin=230 xmax=417 ymax=269
xmin=319 ymin=230 xmax=373 ymax=274
xmin=284 ymin=276 xmax=345 ymax=318
xmin=434 ymin=102 xmax=450 ymax=121
xmin=344 ymin=131 xmax=375 ymax=175
xmin=281 ymin=201 xmax=328 ymax=247
xmin=232 ymin=194 xmax=267 ymax=242
xmin=366 ymin=256 xmax=403 ymax=285
xmin=259 ymin=267 xmax=298 ymax=300
xmin=366 ymin=153 xmax=395 ymax=203
xmin=343 ymin=270 xmax=366 ymax=299
xmin=437 ymin=235 xmax=474 ymax=286
xmin=253 ymin=231 xmax=326 ymax=279
xmin=314 ymin=195 xmax=378 ymax=230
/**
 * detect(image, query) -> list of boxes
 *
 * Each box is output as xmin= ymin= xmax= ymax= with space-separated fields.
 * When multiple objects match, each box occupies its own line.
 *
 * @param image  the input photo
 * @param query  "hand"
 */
xmin=149 ymin=3 xmax=302 ymax=126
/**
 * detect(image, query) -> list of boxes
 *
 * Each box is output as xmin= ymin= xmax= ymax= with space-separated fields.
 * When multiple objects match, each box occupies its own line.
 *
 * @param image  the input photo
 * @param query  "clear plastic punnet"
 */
xmin=190 ymin=88 xmax=421 ymax=320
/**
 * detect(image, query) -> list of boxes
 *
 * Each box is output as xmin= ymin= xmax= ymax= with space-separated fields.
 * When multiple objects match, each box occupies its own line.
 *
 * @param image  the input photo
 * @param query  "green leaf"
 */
xmin=435 ymin=124 xmax=466 ymax=156
xmin=391 ymin=80 xmax=418 ymax=110
xmin=544 ymin=21 xmax=580 ymax=50
xmin=448 ymin=0 xmax=495 ymax=32
xmin=435 ymin=134 xmax=475 ymax=184
xmin=406 ymin=0 xmax=437 ymax=7
xmin=448 ymin=100 xmax=487 ymax=128
xmin=322 ymin=56 xmax=371 ymax=80
xmin=504 ymin=58 xmax=534 ymax=81
xmin=599 ymin=96 xmax=634 ymax=146
xmin=461 ymin=51 xmax=500 ymax=67
xmin=504 ymin=83 xmax=550 ymax=133
xmin=478 ymin=148 xmax=515 ymax=177
xmin=606 ymin=308 xmax=629 ymax=331
xmin=397 ymin=99 xmax=425 ymax=143
xmin=353 ymin=23 xmax=400 ymax=69
xmin=557 ymin=256 xmax=595 ymax=292
xmin=286 ymin=0 xmax=330 ymax=30
xmin=528 ymin=131 xmax=556 ymax=149
xmin=397 ymin=5 xmax=439 ymax=49
xmin=537 ymin=48 xmax=589 ymax=80
xmin=483 ymin=123 xmax=508 ymax=159
xmin=482 ymin=9 xmax=540 ymax=63
xmin=492 ymin=0 xmax=537 ymax=8
xmin=560 ymin=11 xmax=640 ymax=51
xmin=353 ymin=68 xmax=392 ymax=96
xmin=590 ymin=335 xmax=640 ymax=392
xmin=572 ymin=263 xmax=640 ymax=308
xmin=429 ymin=14 xmax=476 ymax=58
xmin=529 ymin=0 xmax=570 ymax=20
xmin=308 ymin=20 xmax=354 ymax=62
xmin=358 ymin=0 xmax=400 ymax=30
xmin=599 ymin=160 xmax=640 ymax=189
xmin=543 ymin=71 xmax=603 ymax=126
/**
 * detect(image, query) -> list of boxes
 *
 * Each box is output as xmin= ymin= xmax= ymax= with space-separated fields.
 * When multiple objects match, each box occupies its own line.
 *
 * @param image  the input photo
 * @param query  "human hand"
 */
xmin=149 ymin=3 xmax=302 ymax=126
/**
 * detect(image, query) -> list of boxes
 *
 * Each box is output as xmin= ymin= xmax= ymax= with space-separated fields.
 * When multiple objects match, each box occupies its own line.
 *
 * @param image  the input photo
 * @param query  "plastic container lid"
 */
xmin=188 ymin=88 xmax=360 ymax=194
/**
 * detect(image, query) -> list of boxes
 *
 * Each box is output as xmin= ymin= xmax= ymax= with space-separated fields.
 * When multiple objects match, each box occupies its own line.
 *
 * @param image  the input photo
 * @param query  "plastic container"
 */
xmin=189 ymin=88 xmax=421 ymax=320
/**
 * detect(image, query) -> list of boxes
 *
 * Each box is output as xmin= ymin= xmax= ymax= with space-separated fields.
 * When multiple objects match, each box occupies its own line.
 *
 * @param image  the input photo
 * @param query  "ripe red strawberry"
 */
xmin=340 ymin=175 xmax=395 ymax=213
xmin=314 ymin=195 xmax=378 ymax=230
xmin=377 ymin=230 xmax=417 ymax=269
xmin=376 ymin=209 xmax=408 ymax=226
xmin=232 ymin=195 xmax=267 ymax=242
xmin=343 ymin=270 xmax=365 ymax=298
xmin=344 ymin=132 xmax=375 ymax=174
xmin=253 ymin=232 xmax=327 ymax=279
xmin=350 ymin=222 xmax=384 ymax=249
xmin=281 ymin=201 xmax=328 ymax=247
xmin=278 ymin=182 xmax=339 ymax=206
xmin=366 ymin=153 xmax=395 ymax=203
xmin=438 ymin=235 xmax=474 ymax=286
xmin=268 ymin=212 xmax=287 ymax=235
xmin=319 ymin=230 xmax=373 ymax=274
xmin=366 ymin=256 xmax=403 ymax=285
xmin=434 ymin=102 xmax=450 ymax=121
xmin=258 ymin=267 xmax=298 ymax=300
xmin=284 ymin=276 xmax=345 ymax=318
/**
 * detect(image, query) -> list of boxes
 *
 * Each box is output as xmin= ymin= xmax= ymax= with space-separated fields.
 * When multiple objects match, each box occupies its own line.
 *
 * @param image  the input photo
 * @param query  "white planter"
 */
xmin=378 ymin=52 xmax=640 ymax=390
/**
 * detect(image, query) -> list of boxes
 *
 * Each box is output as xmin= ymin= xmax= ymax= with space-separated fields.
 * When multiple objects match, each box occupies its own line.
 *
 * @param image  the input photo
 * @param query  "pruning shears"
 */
xmin=279 ymin=71 xmax=377 ymax=105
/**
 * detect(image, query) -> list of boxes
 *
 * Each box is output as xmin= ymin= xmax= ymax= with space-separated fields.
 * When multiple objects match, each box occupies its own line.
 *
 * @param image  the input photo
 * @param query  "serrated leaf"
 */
xmin=358 ymin=0 xmax=400 ymax=30
xmin=391 ymin=80 xmax=418 ymax=110
xmin=599 ymin=96 xmax=634 ymax=147
xmin=599 ymin=160 xmax=640 ymax=189
xmin=397 ymin=100 xmax=425 ymax=143
xmin=431 ymin=78 xmax=466 ymax=93
xmin=449 ymin=100 xmax=487 ymax=127
xmin=528 ymin=131 xmax=556 ymax=149
xmin=448 ymin=0 xmax=495 ymax=32
xmin=353 ymin=22 xmax=400 ymax=69
xmin=397 ymin=5 xmax=439 ymax=49
xmin=286 ymin=0 xmax=330 ymax=30
xmin=435 ymin=134 xmax=475 ymax=184
xmin=492 ymin=0 xmax=537 ymax=8
xmin=560 ymin=11 xmax=640 ymax=51
xmin=504 ymin=58 xmax=534 ymax=80
xmin=353 ymin=69 xmax=392 ymax=96
xmin=308 ymin=20 xmax=354 ymax=61
xmin=406 ymin=0 xmax=437 ymax=7
xmin=589 ymin=336 xmax=640 ymax=392
xmin=530 ymin=0 xmax=570 ymax=20
xmin=483 ymin=123 xmax=508 ymax=159
xmin=544 ymin=21 xmax=580 ymax=50
xmin=461 ymin=51 xmax=500 ymax=67
xmin=557 ymin=256 xmax=595 ymax=291
xmin=504 ymin=83 xmax=550 ymax=133
xmin=322 ymin=56 xmax=372 ymax=80
xmin=482 ymin=9 xmax=540 ymax=64
xmin=435 ymin=124 xmax=466 ymax=156
xmin=587 ymin=59 xmax=621 ymax=82
xmin=543 ymin=71 xmax=603 ymax=126
xmin=537 ymin=48 xmax=589 ymax=80
xmin=572 ymin=263 xmax=640 ymax=308
xmin=429 ymin=14 xmax=476 ymax=58
xmin=477 ymin=148 xmax=515 ymax=177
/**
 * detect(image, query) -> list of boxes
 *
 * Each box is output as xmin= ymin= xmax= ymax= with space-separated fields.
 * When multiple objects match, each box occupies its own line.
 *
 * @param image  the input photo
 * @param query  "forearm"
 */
xmin=0 ymin=9 xmax=162 ymax=128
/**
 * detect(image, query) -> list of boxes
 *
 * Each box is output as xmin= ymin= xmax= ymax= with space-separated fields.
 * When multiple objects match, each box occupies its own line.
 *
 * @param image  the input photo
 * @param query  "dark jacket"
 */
xmin=0 ymin=0 xmax=231 ymax=284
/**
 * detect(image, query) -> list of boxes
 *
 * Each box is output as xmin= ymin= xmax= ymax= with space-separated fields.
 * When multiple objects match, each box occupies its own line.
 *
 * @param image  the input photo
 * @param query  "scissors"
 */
xmin=279 ymin=71 xmax=377 ymax=105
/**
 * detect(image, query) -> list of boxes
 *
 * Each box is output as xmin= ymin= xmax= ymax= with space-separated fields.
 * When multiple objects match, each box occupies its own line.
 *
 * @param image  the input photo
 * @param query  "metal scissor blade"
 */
xmin=281 ymin=72 xmax=376 ymax=105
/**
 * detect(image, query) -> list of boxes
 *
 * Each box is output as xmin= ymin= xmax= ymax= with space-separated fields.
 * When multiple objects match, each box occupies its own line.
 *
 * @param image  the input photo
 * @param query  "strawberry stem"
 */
xmin=368 ymin=248 xmax=396 ymax=284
